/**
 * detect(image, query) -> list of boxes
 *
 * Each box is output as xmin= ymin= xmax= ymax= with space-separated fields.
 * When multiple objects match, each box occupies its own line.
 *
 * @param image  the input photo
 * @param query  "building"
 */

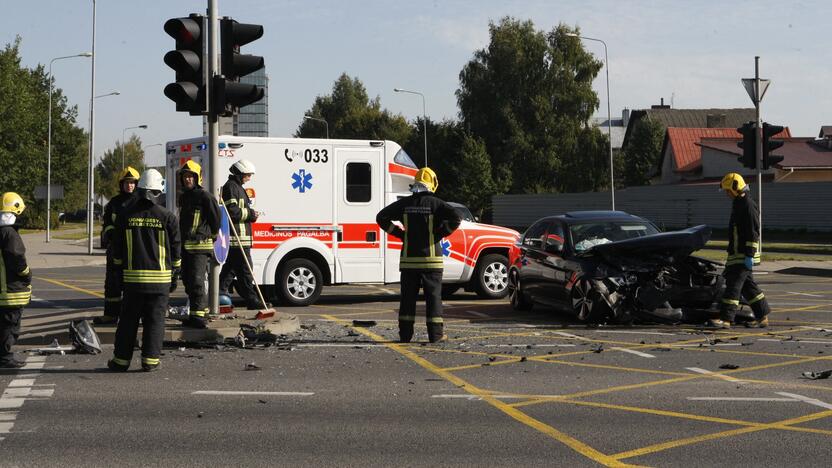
xmin=591 ymin=108 xmax=629 ymax=151
xmin=204 ymin=67 xmax=269 ymax=137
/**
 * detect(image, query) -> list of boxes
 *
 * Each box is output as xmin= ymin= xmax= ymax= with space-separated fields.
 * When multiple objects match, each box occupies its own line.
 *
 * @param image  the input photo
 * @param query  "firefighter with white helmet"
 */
xmin=708 ymin=173 xmax=771 ymax=329
xmin=219 ymin=159 xmax=265 ymax=309
xmin=95 ymin=166 xmax=140 ymax=325
xmin=108 ymin=169 xmax=181 ymax=372
xmin=0 ymin=193 xmax=31 ymax=368
xmin=376 ymin=167 xmax=461 ymax=343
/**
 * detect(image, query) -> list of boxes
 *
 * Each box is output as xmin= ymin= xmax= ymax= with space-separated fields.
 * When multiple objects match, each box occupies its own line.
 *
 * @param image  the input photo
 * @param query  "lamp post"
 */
xmin=46 ymin=52 xmax=92 ymax=242
xmin=95 ymin=91 xmax=120 ymax=99
xmin=303 ymin=115 xmax=329 ymax=139
xmin=87 ymin=0 xmax=97 ymax=254
xmin=567 ymin=33 xmax=615 ymax=210
xmin=393 ymin=88 xmax=428 ymax=167
xmin=121 ymin=125 xmax=148 ymax=170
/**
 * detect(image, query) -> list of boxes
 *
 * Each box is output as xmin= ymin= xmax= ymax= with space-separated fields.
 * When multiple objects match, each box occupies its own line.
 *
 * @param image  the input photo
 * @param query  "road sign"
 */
xmin=34 ymin=185 xmax=64 ymax=200
xmin=741 ymin=78 xmax=770 ymax=104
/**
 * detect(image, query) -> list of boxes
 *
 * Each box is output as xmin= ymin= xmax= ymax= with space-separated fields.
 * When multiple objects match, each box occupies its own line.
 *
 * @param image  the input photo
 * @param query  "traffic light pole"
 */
xmin=207 ymin=0 xmax=220 ymax=315
xmin=754 ymin=56 xmax=763 ymax=253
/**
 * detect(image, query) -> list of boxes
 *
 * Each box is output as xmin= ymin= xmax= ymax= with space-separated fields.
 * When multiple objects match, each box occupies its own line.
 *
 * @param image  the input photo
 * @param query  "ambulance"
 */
xmin=165 ymin=136 xmax=520 ymax=306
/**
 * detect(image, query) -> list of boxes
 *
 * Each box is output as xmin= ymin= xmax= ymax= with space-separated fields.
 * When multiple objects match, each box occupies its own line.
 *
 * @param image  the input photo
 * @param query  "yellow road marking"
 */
xmin=772 ymin=304 xmax=827 ymax=314
xmin=35 ymin=276 xmax=104 ymax=298
xmin=537 ymin=359 xmax=690 ymax=377
xmin=321 ymin=314 xmax=634 ymax=467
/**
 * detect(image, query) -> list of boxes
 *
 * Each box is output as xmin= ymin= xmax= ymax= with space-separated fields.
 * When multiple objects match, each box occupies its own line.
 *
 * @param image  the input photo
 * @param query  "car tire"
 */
xmin=276 ymin=258 xmax=323 ymax=306
xmin=508 ymin=269 xmax=533 ymax=311
xmin=473 ymin=253 xmax=510 ymax=299
xmin=571 ymin=278 xmax=606 ymax=322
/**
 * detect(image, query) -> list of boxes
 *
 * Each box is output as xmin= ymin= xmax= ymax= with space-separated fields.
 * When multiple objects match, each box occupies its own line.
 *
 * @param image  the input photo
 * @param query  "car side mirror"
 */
xmin=524 ymin=238 xmax=542 ymax=249
xmin=544 ymin=235 xmax=564 ymax=254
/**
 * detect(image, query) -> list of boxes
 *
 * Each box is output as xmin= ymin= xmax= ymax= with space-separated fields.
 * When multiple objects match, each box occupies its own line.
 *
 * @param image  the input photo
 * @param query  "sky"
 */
xmin=3 ymin=0 xmax=829 ymax=166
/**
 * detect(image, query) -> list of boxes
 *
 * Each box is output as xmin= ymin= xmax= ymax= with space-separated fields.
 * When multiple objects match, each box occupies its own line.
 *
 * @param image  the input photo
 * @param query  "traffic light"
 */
xmin=217 ymin=17 xmax=265 ymax=117
xmin=762 ymin=122 xmax=785 ymax=170
xmin=736 ymin=121 xmax=756 ymax=169
xmin=163 ymin=15 xmax=205 ymax=115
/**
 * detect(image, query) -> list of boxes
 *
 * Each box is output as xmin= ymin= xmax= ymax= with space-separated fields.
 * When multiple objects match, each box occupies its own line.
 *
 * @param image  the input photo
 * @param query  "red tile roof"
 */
xmin=666 ymin=127 xmax=791 ymax=173
xmin=698 ymin=137 xmax=832 ymax=169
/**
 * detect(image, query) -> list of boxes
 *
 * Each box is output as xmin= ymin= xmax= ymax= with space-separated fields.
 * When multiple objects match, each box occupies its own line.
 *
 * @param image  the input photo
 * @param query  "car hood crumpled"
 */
xmin=586 ymin=225 xmax=712 ymax=264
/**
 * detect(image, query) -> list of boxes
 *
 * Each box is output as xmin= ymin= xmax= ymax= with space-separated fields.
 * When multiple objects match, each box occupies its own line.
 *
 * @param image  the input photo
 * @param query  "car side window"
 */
xmin=544 ymin=222 xmax=565 ymax=252
xmin=523 ymin=221 xmax=548 ymax=249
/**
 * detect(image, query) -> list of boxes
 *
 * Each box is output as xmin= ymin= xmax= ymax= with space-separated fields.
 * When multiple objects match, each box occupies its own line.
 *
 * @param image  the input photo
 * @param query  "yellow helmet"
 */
xmin=119 ymin=166 xmax=140 ymax=183
xmin=412 ymin=167 xmax=439 ymax=193
xmin=179 ymin=159 xmax=203 ymax=186
xmin=0 ymin=192 xmax=25 ymax=215
xmin=720 ymin=172 xmax=747 ymax=197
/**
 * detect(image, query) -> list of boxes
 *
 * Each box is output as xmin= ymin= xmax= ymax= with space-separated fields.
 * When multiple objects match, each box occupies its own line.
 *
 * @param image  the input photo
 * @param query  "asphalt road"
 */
xmin=3 ymin=265 xmax=832 ymax=466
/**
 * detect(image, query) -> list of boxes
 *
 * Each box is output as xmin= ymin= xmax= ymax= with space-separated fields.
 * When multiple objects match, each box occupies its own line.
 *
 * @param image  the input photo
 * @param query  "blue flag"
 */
xmin=214 ymin=206 xmax=230 ymax=265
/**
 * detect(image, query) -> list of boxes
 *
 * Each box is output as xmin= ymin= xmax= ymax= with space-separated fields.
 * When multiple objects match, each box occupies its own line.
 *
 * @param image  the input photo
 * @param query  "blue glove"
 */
xmin=744 ymin=256 xmax=754 ymax=270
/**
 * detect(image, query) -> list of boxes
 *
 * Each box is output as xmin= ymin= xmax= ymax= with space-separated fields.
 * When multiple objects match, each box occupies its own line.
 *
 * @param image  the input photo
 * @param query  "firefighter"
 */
xmin=0 ymin=193 xmax=31 ymax=369
xmin=219 ymin=159 xmax=264 ymax=310
xmin=376 ymin=167 xmax=461 ymax=343
xmin=108 ymin=169 xmax=181 ymax=372
xmin=177 ymin=160 xmax=221 ymax=328
xmin=95 ymin=166 xmax=140 ymax=325
xmin=708 ymin=173 xmax=771 ymax=329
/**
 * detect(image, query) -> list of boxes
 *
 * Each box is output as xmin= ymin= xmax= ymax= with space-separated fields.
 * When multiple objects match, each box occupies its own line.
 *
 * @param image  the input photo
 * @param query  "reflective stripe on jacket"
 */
xmin=726 ymin=194 xmax=761 ymax=266
xmin=222 ymin=176 xmax=254 ymax=248
xmin=0 ymin=226 xmax=31 ymax=307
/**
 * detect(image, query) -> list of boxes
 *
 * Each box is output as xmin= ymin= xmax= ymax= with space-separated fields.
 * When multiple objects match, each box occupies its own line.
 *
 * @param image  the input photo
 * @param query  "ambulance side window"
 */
xmin=346 ymin=162 xmax=372 ymax=203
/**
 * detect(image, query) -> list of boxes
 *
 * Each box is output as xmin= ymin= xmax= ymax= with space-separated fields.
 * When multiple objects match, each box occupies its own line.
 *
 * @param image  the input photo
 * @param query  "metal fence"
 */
xmin=493 ymin=181 xmax=832 ymax=232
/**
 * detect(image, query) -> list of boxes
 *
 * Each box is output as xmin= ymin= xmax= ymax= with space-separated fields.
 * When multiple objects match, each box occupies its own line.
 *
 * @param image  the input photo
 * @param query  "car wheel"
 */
xmin=276 ymin=258 xmax=323 ymax=306
xmin=473 ymin=253 xmax=509 ymax=299
xmin=508 ymin=269 xmax=533 ymax=311
xmin=571 ymin=278 xmax=605 ymax=322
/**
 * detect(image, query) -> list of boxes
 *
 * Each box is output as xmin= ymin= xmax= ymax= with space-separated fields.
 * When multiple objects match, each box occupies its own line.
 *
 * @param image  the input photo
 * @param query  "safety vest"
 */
xmin=179 ymin=187 xmax=221 ymax=253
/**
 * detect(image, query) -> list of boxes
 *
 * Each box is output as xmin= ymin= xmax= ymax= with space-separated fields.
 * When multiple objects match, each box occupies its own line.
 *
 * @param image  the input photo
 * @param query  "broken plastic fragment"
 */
xmin=70 ymin=319 xmax=102 ymax=354
xmin=719 ymin=364 xmax=740 ymax=370
xmin=352 ymin=320 xmax=377 ymax=327
xmin=802 ymin=370 xmax=832 ymax=380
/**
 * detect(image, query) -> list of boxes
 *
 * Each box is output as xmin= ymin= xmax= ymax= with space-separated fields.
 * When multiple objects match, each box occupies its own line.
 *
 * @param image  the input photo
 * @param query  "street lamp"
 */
xmin=94 ymin=91 xmax=120 ymax=99
xmin=46 ymin=52 xmax=92 ymax=243
xmin=393 ymin=88 xmax=428 ymax=167
xmin=121 ymin=125 xmax=148 ymax=170
xmin=303 ymin=115 xmax=329 ymax=139
xmin=566 ymin=33 xmax=615 ymax=210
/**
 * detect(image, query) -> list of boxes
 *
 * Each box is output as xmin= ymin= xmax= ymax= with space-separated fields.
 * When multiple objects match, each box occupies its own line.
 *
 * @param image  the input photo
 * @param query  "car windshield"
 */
xmin=451 ymin=204 xmax=475 ymax=222
xmin=393 ymin=148 xmax=417 ymax=168
xmin=570 ymin=221 xmax=659 ymax=252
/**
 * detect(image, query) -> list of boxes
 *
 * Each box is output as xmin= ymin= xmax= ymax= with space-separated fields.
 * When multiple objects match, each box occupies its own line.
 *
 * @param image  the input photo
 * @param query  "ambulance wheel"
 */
xmin=473 ymin=253 xmax=509 ymax=299
xmin=277 ymin=258 xmax=323 ymax=306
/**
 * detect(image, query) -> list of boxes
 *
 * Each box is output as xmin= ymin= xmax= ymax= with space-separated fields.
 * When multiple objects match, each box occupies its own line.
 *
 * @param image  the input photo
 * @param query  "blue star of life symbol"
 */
xmin=440 ymin=238 xmax=451 ymax=257
xmin=291 ymin=169 xmax=313 ymax=193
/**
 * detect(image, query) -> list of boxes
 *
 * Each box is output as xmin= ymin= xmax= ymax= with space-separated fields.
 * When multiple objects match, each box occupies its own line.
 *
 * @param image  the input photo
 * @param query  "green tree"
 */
xmin=623 ymin=118 xmax=664 ymax=187
xmin=95 ymin=135 xmax=146 ymax=200
xmin=456 ymin=17 xmax=606 ymax=194
xmin=296 ymin=73 xmax=411 ymax=144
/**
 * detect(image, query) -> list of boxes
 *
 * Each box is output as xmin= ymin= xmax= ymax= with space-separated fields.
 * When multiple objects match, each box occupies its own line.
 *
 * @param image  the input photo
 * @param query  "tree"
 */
xmin=456 ymin=17 xmax=607 ymax=194
xmin=95 ymin=135 xmax=146 ymax=200
xmin=296 ymin=73 xmax=411 ymax=144
xmin=623 ymin=118 xmax=664 ymax=187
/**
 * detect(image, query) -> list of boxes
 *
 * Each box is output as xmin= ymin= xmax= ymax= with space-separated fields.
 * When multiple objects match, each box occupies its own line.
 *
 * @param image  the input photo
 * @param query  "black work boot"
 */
xmin=428 ymin=325 xmax=445 ymax=343
xmin=0 ymin=358 xmax=25 ymax=369
xmin=183 ymin=316 xmax=207 ymax=329
xmin=107 ymin=359 xmax=129 ymax=372
xmin=141 ymin=362 xmax=160 ymax=372
xmin=399 ymin=325 xmax=414 ymax=343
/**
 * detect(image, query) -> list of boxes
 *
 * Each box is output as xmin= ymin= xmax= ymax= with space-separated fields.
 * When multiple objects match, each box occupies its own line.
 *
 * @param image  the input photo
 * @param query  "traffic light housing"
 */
xmin=762 ymin=122 xmax=785 ymax=170
xmin=736 ymin=121 xmax=756 ymax=169
xmin=163 ymin=15 xmax=205 ymax=115
xmin=217 ymin=17 xmax=265 ymax=117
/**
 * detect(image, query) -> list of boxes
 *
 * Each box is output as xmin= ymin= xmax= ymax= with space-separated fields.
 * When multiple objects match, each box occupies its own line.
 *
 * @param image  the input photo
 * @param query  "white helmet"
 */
xmin=231 ymin=159 xmax=256 ymax=176
xmin=138 ymin=168 xmax=165 ymax=191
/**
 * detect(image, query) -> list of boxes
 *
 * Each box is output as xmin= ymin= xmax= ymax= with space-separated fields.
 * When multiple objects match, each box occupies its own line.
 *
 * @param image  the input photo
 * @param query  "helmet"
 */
xmin=138 ymin=169 xmax=165 ymax=191
xmin=119 ymin=166 xmax=140 ymax=183
xmin=720 ymin=172 xmax=747 ymax=197
xmin=179 ymin=159 xmax=203 ymax=186
xmin=0 ymin=192 xmax=25 ymax=215
xmin=230 ymin=159 xmax=256 ymax=176
xmin=411 ymin=167 xmax=438 ymax=193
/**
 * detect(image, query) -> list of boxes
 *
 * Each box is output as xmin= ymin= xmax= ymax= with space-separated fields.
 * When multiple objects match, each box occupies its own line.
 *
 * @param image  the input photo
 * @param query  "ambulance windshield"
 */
xmin=393 ymin=148 xmax=417 ymax=168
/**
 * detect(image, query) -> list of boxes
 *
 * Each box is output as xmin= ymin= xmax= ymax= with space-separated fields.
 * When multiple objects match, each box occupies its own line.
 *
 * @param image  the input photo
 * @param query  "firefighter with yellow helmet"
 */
xmin=376 ymin=167 xmax=462 ymax=343
xmin=709 ymin=173 xmax=771 ymax=328
xmin=95 ymin=166 xmax=140 ymax=325
xmin=0 ymin=193 xmax=31 ymax=368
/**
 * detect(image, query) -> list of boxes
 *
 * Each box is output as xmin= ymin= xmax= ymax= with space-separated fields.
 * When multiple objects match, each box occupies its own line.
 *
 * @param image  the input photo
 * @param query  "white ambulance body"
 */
xmin=165 ymin=136 xmax=519 ymax=306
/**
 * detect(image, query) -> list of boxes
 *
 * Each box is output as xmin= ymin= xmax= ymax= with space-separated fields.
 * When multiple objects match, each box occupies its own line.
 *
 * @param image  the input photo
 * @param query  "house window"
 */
xmin=346 ymin=162 xmax=372 ymax=203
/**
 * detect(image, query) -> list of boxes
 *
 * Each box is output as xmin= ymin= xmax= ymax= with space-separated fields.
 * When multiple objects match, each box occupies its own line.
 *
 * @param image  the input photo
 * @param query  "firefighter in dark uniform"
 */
xmin=708 ymin=173 xmax=771 ymax=329
xmin=95 ymin=166 xmax=139 ymax=325
xmin=376 ymin=168 xmax=461 ymax=343
xmin=219 ymin=159 xmax=264 ymax=309
xmin=177 ymin=160 xmax=221 ymax=328
xmin=0 ymin=193 xmax=31 ymax=369
xmin=108 ymin=169 xmax=181 ymax=372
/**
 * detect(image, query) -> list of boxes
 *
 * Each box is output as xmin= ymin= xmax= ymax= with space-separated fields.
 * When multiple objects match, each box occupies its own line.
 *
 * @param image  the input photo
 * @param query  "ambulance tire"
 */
xmin=276 ymin=258 xmax=323 ymax=307
xmin=472 ymin=253 xmax=510 ymax=299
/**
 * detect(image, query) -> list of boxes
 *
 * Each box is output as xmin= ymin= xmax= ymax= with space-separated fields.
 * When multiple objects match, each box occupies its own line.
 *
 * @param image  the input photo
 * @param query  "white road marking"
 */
xmin=787 ymin=292 xmax=824 ymax=298
xmin=29 ymin=295 xmax=62 ymax=309
xmin=191 ymin=391 xmax=315 ymax=396
xmin=0 ymin=412 xmax=17 ymax=422
xmin=759 ymin=338 xmax=832 ymax=345
xmin=0 ymin=355 xmax=55 ymax=442
xmin=686 ymin=367 xmax=746 ymax=383
xmin=589 ymin=330 xmax=678 ymax=336
xmin=0 ymin=422 xmax=14 ymax=434
xmin=552 ymin=332 xmax=583 ymax=339
xmin=482 ymin=344 xmax=576 ymax=348
xmin=8 ymin=380 xmax=35 ymax=388
xmin=687 ymin=397 xmax=797 ymax=402
xmin=611 ymin=347 xmax=656 ymax=358
xmin=776 ymin=392 xmax=832 ymax=410
xmin=466 ymin=310 xmax=491 ymax=318
xmin=431 ymin=394 xmax=563 ymax=400
xmin=295 ymin=344 xmax=385 ymax=348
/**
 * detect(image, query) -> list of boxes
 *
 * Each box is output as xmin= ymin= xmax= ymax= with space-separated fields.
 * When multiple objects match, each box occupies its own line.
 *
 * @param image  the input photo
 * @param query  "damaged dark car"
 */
xmin=507 ymin=211 xmax=724 ymax=324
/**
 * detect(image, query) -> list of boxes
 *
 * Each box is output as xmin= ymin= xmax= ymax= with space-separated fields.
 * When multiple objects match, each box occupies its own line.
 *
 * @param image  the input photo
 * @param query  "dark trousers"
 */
xmin=113 ymin=291 xmax=168 ymax=367
xmin=398 ymin=270 xmax=444 ymax=341
xmin=183 ymin=250 xmax=211 ymax=317
xmin=103 ymin=251 xmax=123 ymax=317
xmin=719 ymin=264 xmax=770 ymax=322
xmin=0 ymin=308 xmax=22 ymax=364
xmin=219 ymin=247 xmax=262 ymax=309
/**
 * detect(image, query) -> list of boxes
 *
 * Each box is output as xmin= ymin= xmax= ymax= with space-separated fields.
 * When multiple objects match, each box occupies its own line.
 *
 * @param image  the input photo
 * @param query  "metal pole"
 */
xmin=121 ymin=127 xmax=126 ymax=170
xmin=87 ymin=0 xmax=97 ymax=255
xmin=754 ymin=56 xmax=763 ymax=252
xmin=420 ymin=94 xmax=427 ymax=167
xmin=601 ymin=40 xmax=614 ymax=210
xmin=47 ymin=60 xmax=54 ymax=243
xmin=208 ymin=0 xmax=220 ymax=315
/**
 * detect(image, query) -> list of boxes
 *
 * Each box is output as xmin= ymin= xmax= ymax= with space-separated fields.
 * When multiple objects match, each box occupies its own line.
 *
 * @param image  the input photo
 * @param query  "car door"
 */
xmin=536 ymin=221 xmax=571 ymax=306
xmin=516 ymin=220 xmax=549 ymax=301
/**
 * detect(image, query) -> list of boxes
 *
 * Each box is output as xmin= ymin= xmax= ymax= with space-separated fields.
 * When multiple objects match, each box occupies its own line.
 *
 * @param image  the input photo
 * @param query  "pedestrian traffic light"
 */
xmin=164 ymin=15 xmax=206 ymax=115
xmin=736 ymin=121 xmax=756 ymax=169
xmin=216 ymin=17 xmax=265 ymax=117
xmin=761 ymin=122 xmax=785 ymax=170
